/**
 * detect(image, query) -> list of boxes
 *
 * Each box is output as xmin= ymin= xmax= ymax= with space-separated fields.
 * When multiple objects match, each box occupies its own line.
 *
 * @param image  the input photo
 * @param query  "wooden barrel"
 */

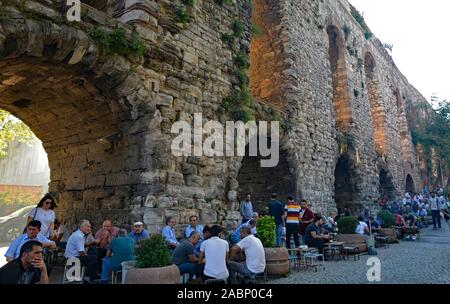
xmin=264 ymin=247 xmax=289 ymax=276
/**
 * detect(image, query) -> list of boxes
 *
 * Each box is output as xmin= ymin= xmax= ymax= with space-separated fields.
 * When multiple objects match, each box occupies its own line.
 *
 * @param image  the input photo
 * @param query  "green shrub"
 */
xmin=251 ymin=23 xmax=263 ymax=37
xmin=182 ymin=0 xmax=196 ymax=5
xmin=256 ymin=216 xmax=276 ymax=248
xmin=337 ymin=216 xmax=358 ymax=234
xmin=378 ymin=210 xmax=395 ymax=228
xmin=232 ymin=19 xmax=244 ymax=38
xmin=87 ymin=27 xmax=145 ymax=58
xmin=175 ymin=7 xmax=190 ymax=24
xmin=135 ymin=235 xmax=171 ymax=268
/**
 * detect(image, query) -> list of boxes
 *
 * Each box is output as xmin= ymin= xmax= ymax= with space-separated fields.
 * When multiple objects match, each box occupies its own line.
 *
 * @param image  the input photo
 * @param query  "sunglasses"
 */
xmin=44 ymin=201 xmax=52 ymax=205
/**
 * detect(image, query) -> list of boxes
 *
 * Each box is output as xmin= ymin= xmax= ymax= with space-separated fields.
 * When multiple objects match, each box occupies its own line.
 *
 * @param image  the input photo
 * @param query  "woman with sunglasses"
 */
xmin=26 ymin=194 xmax=57 ymax=238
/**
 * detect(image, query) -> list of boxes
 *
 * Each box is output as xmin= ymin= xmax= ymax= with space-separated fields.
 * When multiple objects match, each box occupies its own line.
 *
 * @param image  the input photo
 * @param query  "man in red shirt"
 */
xmin=298 ymin=199 xmax=314 ymax=245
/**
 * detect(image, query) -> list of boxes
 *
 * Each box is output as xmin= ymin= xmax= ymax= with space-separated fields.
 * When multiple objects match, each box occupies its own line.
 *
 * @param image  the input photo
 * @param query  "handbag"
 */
xmin=23 ymin=206 xmax=39 ymax=233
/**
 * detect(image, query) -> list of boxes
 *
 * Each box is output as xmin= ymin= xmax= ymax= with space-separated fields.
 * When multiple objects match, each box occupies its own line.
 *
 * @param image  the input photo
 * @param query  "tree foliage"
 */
xmin=0 ymin=109 xmax=34 ymax=158
xmin=411 ymin=101 xmax=450 ymax=173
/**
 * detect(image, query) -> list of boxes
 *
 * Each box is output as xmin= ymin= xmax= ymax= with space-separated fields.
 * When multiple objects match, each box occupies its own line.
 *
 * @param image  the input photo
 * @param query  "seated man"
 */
xmin=404 ymin=212 xmax=418 ymax=241
xmin=95 ymin=220 xmax=120 ymax=261
xmin=100 ymin=229 xmax=135 ymax=284
xmin=162 ymin=217 xmax=180 ymax=249
xmin=304 ymin=215 xmax=330 ymax=254
xmin=51 ymin=220 xmax=72 ymax=250
xmin=184 ymin=215 xmax=203 ymax=256
xmin=365 ymin=217 xmax=381 ymax=234
xmin=228 ymin=226 xmax=266 ymax=284
xmin=197 ymin=225 xmax=229 ymax=281
xmin=355 ymin=216 xmax=370 ymax=235
xmin=65 ymin=220 xmax=100 ymax=284
xmin=5 ymin=220 xmax=56 ymax=262
xmin=0 ymin=240 xmax=48 ymax=284
xmin=172 ymin=231 xmax=201 ymax=280
xmin=128 ymin=222 xmax=150 ymax=243
xmin=230 ymin=219 xmax=256 ymax=245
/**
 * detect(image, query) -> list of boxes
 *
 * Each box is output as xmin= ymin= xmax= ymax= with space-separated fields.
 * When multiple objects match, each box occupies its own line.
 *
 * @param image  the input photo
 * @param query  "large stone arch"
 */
xmin=406 ymin=174 xmax=415 ymax=193
xmin=326 ymin=24 xmax=352 ymax=132
xmin=364 ymin=51 xmax=389 ymax=155
xmin=0 ymin=13 xmax=161 ymax=228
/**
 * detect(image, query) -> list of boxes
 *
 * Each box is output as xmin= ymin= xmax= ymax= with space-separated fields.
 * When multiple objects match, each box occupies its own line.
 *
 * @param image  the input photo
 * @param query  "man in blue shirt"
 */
xmin=128 ymin=222 xmax=150 ymax=242
xmin=162 ymin=217 xmax=179 ymax=249
xmin=267 ymin=193 xmax=285 ymax=247
xmin=230 ymin=219 xmax=256 ymax=244
xmin=240 ymin=193 xmax=254 ymax=224
xmin=184 ymin=215 xmax=203 ymax=256
xmin=5 ymin=220 xmax=56 ymax=262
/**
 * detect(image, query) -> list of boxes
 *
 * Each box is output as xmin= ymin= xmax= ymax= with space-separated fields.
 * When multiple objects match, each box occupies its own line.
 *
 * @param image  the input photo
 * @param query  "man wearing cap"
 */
xmin=128 ymin=222 xmax=150 ymax=243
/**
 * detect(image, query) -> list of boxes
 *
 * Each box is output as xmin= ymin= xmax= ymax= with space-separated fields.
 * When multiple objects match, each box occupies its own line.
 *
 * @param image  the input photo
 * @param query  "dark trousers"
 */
xmin=431 ymin=210 xmax=441 ymax=228
xmin=78 ymin=255 xmax=98 ymax=278
xmin=306 ymin=239 xmax=324 ymax=254
xmin=285 ymin=223 xmax=300 ymax=249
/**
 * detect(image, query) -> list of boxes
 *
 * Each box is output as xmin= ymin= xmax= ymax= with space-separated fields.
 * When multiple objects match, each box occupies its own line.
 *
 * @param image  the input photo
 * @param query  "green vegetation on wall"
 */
xmin=87 ymin=27 xmax=145 ymax=58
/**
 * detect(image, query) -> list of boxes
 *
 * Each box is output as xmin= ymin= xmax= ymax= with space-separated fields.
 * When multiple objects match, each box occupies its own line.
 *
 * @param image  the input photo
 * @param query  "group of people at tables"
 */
xmin=0 ymin=196 xmax=264 ymax=284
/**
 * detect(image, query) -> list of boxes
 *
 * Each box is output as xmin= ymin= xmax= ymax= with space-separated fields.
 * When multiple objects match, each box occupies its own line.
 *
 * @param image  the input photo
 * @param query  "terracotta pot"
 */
xmin=124 ymin=264 xmax=180 ymax=284
xmin=379 ymin=228 xmax=398 ymax=243
xmin=264 ymin=247 xmax=289 ymax=276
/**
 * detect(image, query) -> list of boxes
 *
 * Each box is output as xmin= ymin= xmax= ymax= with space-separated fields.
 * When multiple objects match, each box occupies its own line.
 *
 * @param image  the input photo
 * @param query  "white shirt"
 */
xmin=237 ymin=235 xmax=266 ymax=274
xmin=28 ymin=207 xmax=55 ymax=238
xmin=355 ymin=221 xmax=368 ymax=235
xmin=429 ymin=197 xmax=440 ymax=210
xmin=65 ymin=230 xmax=86 ymax=258
xmin=200 ymin=237 xmax=229 ymax=280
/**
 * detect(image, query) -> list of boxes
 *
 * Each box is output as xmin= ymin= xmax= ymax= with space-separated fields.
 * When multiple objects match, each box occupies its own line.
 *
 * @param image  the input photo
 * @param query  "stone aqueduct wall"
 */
xmin=0 ymin=0 xmax=427 ymax=235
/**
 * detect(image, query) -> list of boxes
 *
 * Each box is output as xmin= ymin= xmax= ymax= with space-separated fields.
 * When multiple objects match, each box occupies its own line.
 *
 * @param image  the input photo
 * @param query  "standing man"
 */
xmin=284 ymin=196 xmax=301 ymax=249
xmin=240 ymin=193 xmax=254 ymax=224
xmin=441 ymin=194 xmax=450 ymax=231
xmin=299 ymin=199 xmax=314 ymax=244
xmin=429 ymin=192 xmax=442 ymax=229
xmin=267 ymin=193 xmax=284 ymax=247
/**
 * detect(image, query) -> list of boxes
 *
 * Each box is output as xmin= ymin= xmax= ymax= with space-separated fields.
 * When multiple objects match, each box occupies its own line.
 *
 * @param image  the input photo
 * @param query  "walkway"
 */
xmin=272 ymin=225 xmax=450 ymax=284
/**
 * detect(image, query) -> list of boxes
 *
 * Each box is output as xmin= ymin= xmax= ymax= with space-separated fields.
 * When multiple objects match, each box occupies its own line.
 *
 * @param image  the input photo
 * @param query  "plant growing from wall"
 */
xmin=342 ymin=25 xmax=351 ymax=41
xmin=87 ymin=27 xmax=145 ymax=58
xmin=337 ymin=216 xmax=358 ymax=234
xmin=256 ymin=216 xmax=276 ymax=248
xmin=350 ymin=5 xmax=373 ymax=40
xmin=251 ymin=23 xmax=264 ymax=38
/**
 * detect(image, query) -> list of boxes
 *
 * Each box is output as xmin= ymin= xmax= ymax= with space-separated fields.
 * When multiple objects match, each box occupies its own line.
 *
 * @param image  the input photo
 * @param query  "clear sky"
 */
xmin=349 ymin=0 xmax=450 ymax=107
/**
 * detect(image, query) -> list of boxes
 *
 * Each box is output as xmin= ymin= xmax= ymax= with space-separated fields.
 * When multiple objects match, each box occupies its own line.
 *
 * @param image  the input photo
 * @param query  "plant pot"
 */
xmin=379 ymin=228 xmax=398 ymax=243
xmin=124 ymin=264 xmax=180 ymax=284
xmin=264 ymin=247 xmax=289 ymax=276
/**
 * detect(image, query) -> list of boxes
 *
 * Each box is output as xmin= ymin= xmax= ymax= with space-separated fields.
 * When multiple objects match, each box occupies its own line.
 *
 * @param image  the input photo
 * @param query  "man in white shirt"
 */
xmin=355 ymin=216 xmax=369 ymax=235
xmin=65 ymin=220 xmax=100 ymax=283
xmin=228 ymin=226 xmax=266 ymax=284
xmin=198 ymin=225 xmax=229 ymax=281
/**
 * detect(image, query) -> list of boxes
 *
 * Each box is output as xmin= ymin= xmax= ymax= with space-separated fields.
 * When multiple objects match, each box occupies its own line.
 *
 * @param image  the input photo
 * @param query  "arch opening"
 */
xmin=334 ymin=153 xmax=360 ymax=212
xmin=0 ymin=56 xmax=131 ymax=226
xmin=327 ymin=25 xmax=352 ymax=131
xmin=236 ymin=145 xmax=296 ymax=214
xmin=379 ymin=169 xmax=396 ymax=201
xmin=406 ymin=174 xmax=415 ymax=193
xmin=364 ymin=52 xmax=389 ymax=155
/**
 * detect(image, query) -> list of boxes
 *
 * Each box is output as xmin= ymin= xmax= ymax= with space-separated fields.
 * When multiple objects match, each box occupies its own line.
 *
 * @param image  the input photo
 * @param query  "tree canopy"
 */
xmin=0 ymin=109 xmax=34 ymax=158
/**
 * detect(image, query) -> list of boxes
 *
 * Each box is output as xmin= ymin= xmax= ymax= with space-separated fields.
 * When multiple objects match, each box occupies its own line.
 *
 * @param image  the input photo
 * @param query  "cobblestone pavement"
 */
xmin=272 ymin=224 xmax=450 ymax=284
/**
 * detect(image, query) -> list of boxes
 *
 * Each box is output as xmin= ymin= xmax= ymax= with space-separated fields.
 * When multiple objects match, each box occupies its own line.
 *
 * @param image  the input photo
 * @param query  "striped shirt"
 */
xmin=285 ymin=201 xmax=301 ymax=224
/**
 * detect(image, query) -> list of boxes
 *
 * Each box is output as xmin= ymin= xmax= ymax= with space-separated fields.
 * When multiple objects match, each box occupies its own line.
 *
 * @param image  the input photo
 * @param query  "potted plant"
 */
xmin=335 ymin=216 xmax=367 ymax=252
xmin=377 ymin=210 xmax=398 ymax=243
xmin=256 ymin=216 xmax=289 ymax=276
xmin=124 ymin=234 xmax=180 ymax=284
